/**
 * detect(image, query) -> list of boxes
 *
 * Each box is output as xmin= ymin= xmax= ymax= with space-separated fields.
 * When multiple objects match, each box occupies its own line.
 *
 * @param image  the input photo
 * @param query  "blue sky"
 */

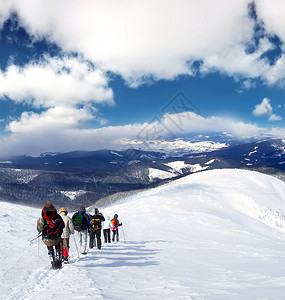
xmin=0 ymin=0 xmax=285 ymax=156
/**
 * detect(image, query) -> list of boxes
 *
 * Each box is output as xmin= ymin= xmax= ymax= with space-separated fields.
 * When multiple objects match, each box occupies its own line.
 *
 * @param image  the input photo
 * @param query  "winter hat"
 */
xmin=59 ymin=207 xmax=68 ymax=214
xmin=94 ymin=208 xmax=99 ymax=214
xmin=114 ymin=214 xmax=118 ymax=219
xmin=78 ymin=206 xmax=86 ymax=212
xmin=42 ymin=203 xmax=56 ymax=219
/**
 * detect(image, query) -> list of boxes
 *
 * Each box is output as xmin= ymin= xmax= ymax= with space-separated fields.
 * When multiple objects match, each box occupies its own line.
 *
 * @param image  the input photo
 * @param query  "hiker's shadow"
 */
xmin=80 ymin=240 xmax=160 ymax=268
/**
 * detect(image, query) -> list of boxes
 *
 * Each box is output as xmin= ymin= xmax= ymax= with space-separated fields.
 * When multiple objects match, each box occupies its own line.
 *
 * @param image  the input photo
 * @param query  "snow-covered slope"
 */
xmin=148 ymin=161 xmax=210 ymax=182
xmin=3 ymin=169 xmax=285 ymax=299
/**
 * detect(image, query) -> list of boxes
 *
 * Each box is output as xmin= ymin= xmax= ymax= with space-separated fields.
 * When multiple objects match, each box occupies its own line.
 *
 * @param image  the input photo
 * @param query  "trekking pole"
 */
xmin=30 ymin=233 xmax=42 ymax=244
xmin=121 ymin=225 xmax=126 ymax=243
xmin=72 ymin=234 xmax=80 ymax=258
xmin=38 ymin=233 xmax=41 ymax=259
xmin=37 ymin=234 xmax=40 ymax=259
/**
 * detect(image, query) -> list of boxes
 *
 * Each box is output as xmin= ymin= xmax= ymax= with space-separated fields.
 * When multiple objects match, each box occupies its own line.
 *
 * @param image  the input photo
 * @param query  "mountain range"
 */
xmin=0 ymin=135 xmax=284 ymax=208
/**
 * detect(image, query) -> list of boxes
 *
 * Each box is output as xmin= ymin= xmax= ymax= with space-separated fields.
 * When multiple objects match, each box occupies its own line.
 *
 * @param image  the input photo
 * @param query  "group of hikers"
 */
xmin=36 ymin=203 xmax=122 ymax=269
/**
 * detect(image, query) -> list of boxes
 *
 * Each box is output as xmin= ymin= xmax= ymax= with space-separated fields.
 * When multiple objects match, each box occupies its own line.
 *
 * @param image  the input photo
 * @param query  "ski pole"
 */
xmin=30 ymin=233 xmax=42 ymax=244
xmin=37 ymin=234 xmax=40 ymax=259
xmin=121 ymin=225 xmax=126 ymax=243
xmin=72 ymin=234 xmax=80 ymax=258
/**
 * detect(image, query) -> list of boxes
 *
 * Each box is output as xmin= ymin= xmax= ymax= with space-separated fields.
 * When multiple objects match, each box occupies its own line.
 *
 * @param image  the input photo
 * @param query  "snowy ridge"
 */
xmin=120 ymin=138 xmax=229 ymax=156
xmin=3 ymin=169 xmax=285 ymax=299
xmin=148 ymin=161 xmax=210 ymax=182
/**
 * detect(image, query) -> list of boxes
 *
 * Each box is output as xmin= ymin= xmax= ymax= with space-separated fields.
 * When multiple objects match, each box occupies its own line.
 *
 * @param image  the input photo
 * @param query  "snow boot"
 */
xmin=48 ymin=250 xmax=56 ymax=268
xmin=51 ymin=261 xmax=56 ymax=269
xmin=54 ymin=249 xmax=62 ymax=268
xmin=63 ymin=257 xmax=69 ymax=263
xmin=56 ymin=258 xmax=62 ymax=268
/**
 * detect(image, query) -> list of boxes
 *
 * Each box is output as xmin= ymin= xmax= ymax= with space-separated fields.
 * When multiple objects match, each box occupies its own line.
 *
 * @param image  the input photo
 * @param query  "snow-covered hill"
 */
xmin=2 ymin=169 xmax=285 ymax=299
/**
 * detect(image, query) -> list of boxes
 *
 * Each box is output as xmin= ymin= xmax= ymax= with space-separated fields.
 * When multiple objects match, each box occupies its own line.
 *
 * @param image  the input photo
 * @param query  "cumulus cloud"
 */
xmin=6 ymin=106 xmax=94 ymax=133
xmin=241 ymin=79 xmax=256 ymax=90
xmin=262 ymin=55 xmax=285 ymax=86
xmin=255 ymin=0 xmax=285 ymax=42
xmin=0 ymin=55 xmax=114 ymax=108
xmin=0 ymin=54 xmax=113 ymax=134
xmin=0 ymin=0 xmax=254 ymax=84
xmin=201 ymin=37 xmax=275 ymax=80
xmin=0 ymin=1 xmax=285 ymax=86
xmin=253 ymin=98 xmax=272 ymax=117
xmin=269 ymin=114 xmax=282 ymax=121
xmin=253 ymin=97 xmax=282 ymax=121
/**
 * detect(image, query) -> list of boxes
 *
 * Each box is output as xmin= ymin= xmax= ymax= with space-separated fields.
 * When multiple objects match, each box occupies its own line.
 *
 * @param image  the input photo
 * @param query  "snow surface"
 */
xmin=148 ymin=167 xmax=177 ymax=181
xmin=3 ymin=169 xmax=285 ymax=299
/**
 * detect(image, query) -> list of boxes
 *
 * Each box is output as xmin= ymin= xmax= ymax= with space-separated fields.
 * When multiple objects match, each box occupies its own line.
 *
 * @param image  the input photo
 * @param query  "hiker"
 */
xmin=72 ymin=206 xmax=89 ymax=255
xmin=110 ymin=214 xmax=122 ymax=242
xmin=102 ymin=216 xmax=111 ymax=243
xmin=59 ymin=207 xmax=74 ymax=263
xmin=37 ymin=203 xmax=65 ymax=269
xmin=89 ymin=208 xmax=105 ymax=249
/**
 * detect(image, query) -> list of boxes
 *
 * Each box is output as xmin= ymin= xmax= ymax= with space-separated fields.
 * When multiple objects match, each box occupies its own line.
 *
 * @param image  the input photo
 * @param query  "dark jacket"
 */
xmin=72 ymin=211 xmax=89 ymax=231
xmin=90 ymin=212 xmax=105 ymax=230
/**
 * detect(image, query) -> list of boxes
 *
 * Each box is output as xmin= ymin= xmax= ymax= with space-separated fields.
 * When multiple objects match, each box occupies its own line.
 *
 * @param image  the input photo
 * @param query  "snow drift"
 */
xmin=2 ymin=169 xmax=285 ymax=299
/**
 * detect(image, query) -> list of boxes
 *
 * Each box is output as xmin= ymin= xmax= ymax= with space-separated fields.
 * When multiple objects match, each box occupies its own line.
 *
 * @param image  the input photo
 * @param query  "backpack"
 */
xmin=91 ymin=217 xmax=101 ymax=230
xmin=41 ymin=203 xmax=64 ymax=240
xmin=73 ymin=213 xmax=85 ymax=231
xmin=42 ymin=216 xmax=64 ymax=240
xmin=110 ymin=218 xmax=117 ymax=231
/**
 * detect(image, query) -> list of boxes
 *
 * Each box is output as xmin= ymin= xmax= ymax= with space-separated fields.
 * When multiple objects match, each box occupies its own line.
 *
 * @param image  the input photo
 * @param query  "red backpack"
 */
xmin=110 ymin=218 xmax=117 ymax=231
xmin=42 ymin=204 xmax=64 ymax=239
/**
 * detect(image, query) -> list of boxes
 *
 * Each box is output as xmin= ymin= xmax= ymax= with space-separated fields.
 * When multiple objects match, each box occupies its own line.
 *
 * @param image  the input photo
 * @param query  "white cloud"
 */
xmin=0 ymin=56 xmax=114 ymax=108
xmin=201 ymin=37 xmax=276 ymax=80
xmin=6 ymin=106 xmax=94 ymax=133
xmin=0 ymin=111 xmax=281 ymax=156
xmin=255 ymin=0 xmax=285 ymax=43
xmin=253 ymin=98 xmax=273 ymax=117
xmin=241 ymin=79 xmax=256 ymax=90
xmin=160 ymin=112 xmax=262 ymax=140
xmin=0 ymin=54 xmax=114 ymax=133
xmin=0 ymin=2 xmax=12 ymax=25
xmin=253 ymin=97 xmax=282 ymax=121
xmin=1 ymin=0 xmax=257 ymax=84
xmin=0 ymin=1 xmax=285 ymax=86
xmin=262 ymin=55 xmax=285 ymax=86
xmin=269 ymin=114 xmax=282 ymax=121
